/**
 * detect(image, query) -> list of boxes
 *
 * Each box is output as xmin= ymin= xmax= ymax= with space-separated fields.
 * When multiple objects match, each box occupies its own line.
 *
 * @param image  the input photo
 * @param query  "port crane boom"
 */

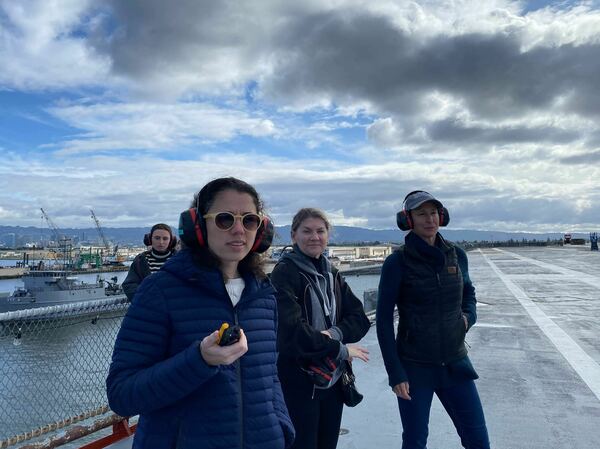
xmin=40 ymin=208 xmax=61 ymax=244
xmin=90 ymin=209 xmax=112 ymax=255
xmin=39 ymin=208 xmax=72 ymax=264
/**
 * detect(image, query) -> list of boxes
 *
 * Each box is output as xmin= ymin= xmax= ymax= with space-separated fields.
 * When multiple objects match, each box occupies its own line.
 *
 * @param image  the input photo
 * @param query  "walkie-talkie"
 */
xmin=216 ymin=322 xmax=241 ymax=346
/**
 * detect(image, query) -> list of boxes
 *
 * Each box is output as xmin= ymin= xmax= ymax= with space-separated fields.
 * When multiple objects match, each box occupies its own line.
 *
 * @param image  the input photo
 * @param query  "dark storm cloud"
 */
xmin=427 ymin=119 xmax=580 ymax=145
xmin=265 ymin=12 xmax=426 ymax=115
xmin=95 ymin=0 xmax=267 ymax=78
xmin=93 ymin=5 xmax=600 ymax=121
xmin=265 ymin=11 xmax=600 ymax=119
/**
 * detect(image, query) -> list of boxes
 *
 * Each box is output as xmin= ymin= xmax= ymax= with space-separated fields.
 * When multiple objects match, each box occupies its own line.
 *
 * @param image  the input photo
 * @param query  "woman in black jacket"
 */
xmin=270 ymin=207 xmax=370 ymax=449
xmin=122 ymin=223 xmax=177 ymax=300
xmin=376 ymin=190 xmax=490 ymax=449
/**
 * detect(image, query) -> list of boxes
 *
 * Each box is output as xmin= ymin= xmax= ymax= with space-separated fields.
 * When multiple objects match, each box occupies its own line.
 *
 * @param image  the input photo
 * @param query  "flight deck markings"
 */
xmin=479 ymin=249 xmax=600 ymax=402
xmin=493 ymin=248 xmax=600 ymax=289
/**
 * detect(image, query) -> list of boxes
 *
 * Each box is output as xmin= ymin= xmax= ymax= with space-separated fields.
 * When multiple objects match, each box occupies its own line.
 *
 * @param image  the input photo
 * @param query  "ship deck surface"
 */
xmin=106 ymin=246 xmax=600 ymax=449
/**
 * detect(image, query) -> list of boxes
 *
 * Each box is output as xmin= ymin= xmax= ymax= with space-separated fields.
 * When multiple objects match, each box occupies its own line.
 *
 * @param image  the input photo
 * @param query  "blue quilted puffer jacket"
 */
xmin=106 ymin=249 xmax=294 ymax=449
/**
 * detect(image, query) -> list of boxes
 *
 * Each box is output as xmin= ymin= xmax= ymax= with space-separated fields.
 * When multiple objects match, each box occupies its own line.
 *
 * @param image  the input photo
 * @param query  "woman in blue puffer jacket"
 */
xmin=107 ymin=177 xmax=294 ymax=449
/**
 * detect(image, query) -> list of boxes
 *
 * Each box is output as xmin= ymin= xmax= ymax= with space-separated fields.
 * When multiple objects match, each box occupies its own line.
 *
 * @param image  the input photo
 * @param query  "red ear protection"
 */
xmin=144 ymin=227 xmax=177 ymax=250
xmin=396 ymin=209 xmax=413 ymax=231
xmin=438 ymin=208 xmax=448 ymax=229
xmin=178 ymin=208 xmax=207 ymax=249
xmin=251 ymin=216 xmax=274 ymax=254
xmin=178 ymin=208 xmax=273 ymax=253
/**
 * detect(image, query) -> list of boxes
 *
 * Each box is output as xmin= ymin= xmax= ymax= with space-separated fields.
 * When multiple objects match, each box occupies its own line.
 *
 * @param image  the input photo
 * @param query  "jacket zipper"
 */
xmin=234 ymin=310 xmax=244 ymax=449
xmin=173 ymin=416 xmax=183 ymax=449
xmin=302 ymin=284 xmax=310 ymax=319
xmin=303 ymin=274 xmax=333 ymax=400
xmin=436 ymin=272 xmax=446 ymax=366
xmin=333 ymin=272 xmax=342 ymax=323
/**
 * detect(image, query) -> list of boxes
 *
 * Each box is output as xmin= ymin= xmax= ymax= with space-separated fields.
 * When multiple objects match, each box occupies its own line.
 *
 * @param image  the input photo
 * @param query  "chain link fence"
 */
xmin=0 ymin=298 xmax=129 ymax=447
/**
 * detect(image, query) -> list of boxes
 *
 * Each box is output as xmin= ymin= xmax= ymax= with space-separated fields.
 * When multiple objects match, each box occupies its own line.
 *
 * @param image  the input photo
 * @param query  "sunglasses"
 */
xmin=203 ymin=212 xmax=263 ymax=232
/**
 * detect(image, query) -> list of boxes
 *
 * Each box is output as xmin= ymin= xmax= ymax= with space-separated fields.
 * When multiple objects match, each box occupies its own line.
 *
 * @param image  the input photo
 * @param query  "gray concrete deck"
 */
xmin=107 ymin=246 xmax=600 ymax=449
xmin=339 ymin=246 xmax=600 ymax=449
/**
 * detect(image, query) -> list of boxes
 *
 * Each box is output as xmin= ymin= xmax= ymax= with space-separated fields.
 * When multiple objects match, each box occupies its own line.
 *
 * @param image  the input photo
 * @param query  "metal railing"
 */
xmin=0 ymin=287 xmax=379 ymax=448
xmin=0 ymin=298 xmax=129 ymax=448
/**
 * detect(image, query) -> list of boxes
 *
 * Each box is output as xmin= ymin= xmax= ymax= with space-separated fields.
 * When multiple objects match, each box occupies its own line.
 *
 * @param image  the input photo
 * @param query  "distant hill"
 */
xmin=273 ymin=225 xmax=585 ymax=245
xmin=0 ymin=225 xmax=150 ymax=247
xmin=0 ymin=224 xmax=589 ymax=247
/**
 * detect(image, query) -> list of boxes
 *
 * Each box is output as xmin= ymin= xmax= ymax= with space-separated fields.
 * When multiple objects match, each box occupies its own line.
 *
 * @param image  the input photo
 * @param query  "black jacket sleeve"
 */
xmin=376 ymin=251 xmax=408 ymax=387
xmin=333 ymin=270 xmax=371 ymax=344
xmin=122 ymin=253 xmax=149 ymax=301
xmin=271 ymin=260 xmax=341 ymax=361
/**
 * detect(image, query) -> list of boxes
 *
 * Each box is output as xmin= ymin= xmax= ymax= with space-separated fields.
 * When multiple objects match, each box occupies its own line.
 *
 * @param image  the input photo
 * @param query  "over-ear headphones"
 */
xmin=143 ymin=224 xmax=178 ymax=251
xmin=178 ymin=207 xmax=274 ymax=254
xmin=396 ymin=190 xmax=450 ymax=231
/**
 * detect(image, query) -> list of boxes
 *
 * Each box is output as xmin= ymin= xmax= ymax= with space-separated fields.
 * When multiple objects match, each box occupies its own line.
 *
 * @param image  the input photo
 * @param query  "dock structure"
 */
xmin=0 ymin=267 xmax=26 ymax=279
xmin=338 ymin=263 xmax=383 ymax=276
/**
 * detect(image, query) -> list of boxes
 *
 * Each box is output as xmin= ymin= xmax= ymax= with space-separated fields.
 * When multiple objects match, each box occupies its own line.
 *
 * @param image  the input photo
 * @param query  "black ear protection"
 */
xmin=396 ymin=190 xmax=450 ymax=231
xmin=178 ymin=206 xmax=274 ymax=254
xmin=144 ymin=225 xmax=178 ymax=251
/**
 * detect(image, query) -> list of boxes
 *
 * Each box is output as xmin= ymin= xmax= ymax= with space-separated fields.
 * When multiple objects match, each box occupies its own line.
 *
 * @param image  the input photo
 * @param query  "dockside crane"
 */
xmin=90 ymin=209 xmax=112 ymax=256
xmin=89 ymin=209 xmax=122 ymax=265
xmin=40 ymin=208 xmax=61 ymax=245
xmin=40 ymin=208 xmax=72 ymax=265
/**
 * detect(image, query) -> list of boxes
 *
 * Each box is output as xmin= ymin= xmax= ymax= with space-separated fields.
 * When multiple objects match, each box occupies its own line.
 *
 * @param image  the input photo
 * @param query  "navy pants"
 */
xmin=397 ymin=380 xmax=490 ymax=449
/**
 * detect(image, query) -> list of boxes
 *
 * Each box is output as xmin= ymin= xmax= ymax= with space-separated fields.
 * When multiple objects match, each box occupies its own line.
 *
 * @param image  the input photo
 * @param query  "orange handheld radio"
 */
xmin=216 ymin=323 xmax=241 ymax=346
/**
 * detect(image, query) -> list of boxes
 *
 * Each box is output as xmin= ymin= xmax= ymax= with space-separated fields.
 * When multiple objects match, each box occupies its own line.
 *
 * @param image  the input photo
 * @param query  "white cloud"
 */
xmin=0 ymin=0 xmax=111 ymax=90
xmin=1 ymin=144 xmax=599 ymax=231
xmin=518 ymin=3 xmax=600 ymax=50
xmin=366 ymin=118 xmax=400 ymax=148
xmin=45 ymin=102 xmax=278 ymax=154
xmin=326 ymin=209 xmax=369 ymax=227
xmin=3 ymin=0 xmax=600 ymax=232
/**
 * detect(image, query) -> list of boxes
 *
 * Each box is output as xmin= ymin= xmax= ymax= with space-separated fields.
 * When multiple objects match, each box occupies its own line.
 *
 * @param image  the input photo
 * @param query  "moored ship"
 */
xmin=0 ymin=267 xmax=125 ymax=313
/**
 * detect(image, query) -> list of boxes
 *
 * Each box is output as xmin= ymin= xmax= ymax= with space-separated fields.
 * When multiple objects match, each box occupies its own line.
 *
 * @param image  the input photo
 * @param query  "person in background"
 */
xmin=107 ymin=177 xmax=294 ymax=449
xmin=122 ymin=223 xmax=176 ymax=300
xmin=376 ymin=190 xmax=490 ymax=449
xmin=270 ymin=207 xmax=370 ymax=449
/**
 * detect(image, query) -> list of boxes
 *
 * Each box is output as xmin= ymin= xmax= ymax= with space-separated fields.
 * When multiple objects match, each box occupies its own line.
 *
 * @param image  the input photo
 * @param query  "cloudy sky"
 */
xmin=1 ymin=0 xmax=600 ymax=233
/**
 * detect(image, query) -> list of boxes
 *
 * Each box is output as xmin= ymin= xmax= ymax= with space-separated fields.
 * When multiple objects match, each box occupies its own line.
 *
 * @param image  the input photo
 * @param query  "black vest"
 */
xmin=396 ymin=235 xmax=467 ymax=365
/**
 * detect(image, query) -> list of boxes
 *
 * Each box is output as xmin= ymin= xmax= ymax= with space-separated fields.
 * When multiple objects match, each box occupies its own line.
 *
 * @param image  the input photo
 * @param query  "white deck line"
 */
xmin=479 ymin=249 xmax=600 ymax=402
xmin=494 ymin=248 xmax=600 ymax=289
